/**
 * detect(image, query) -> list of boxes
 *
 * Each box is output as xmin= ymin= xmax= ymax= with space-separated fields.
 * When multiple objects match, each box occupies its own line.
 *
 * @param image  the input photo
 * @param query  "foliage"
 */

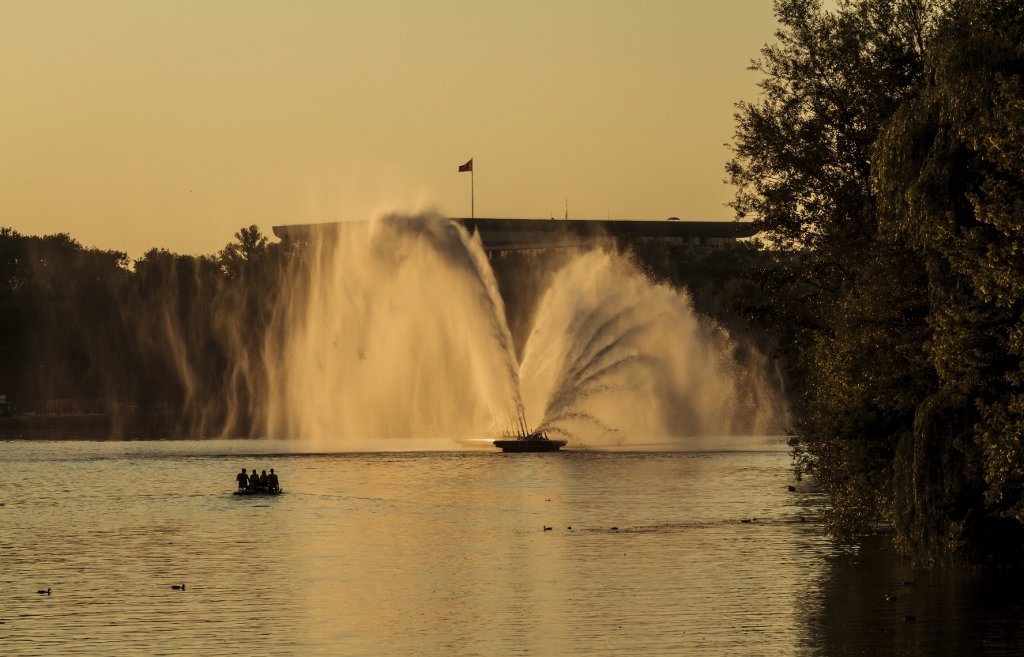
xmin=732 ymin=0 xmax=1024 ymax=562
xmin=729 ymin=0 xmax=936 ymax=543
xmin=0 ymin=225 xmax=285 ymax=437
xmin=874 ymin=0 xmax=1024 ymax=558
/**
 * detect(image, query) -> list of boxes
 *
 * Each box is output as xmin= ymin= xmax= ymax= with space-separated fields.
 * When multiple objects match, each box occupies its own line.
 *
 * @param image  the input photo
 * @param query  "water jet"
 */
xmin=148 ymin=212 xmax=787 ymax=448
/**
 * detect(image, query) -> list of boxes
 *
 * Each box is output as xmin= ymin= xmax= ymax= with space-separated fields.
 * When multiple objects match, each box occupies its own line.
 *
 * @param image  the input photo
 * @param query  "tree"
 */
xmin=218 ymin=225 xmax=270 ymax=281
xmin=873 ymin=0 xmax=1024 ymax=559
xmin=731 ymin=0 xmax=1024 ymax=562
xmin=728 ymin=0 xmax=939 ymax=543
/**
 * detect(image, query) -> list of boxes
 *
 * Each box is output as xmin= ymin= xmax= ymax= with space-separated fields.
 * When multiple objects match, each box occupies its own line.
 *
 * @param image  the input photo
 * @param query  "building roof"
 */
xmin=456 ymin=217 xmax=756 ymax=238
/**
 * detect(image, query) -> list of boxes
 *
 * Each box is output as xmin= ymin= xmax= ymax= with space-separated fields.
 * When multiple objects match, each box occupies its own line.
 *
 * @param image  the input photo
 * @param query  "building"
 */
xmin=272 ymin=217 xmax=757 ymax=255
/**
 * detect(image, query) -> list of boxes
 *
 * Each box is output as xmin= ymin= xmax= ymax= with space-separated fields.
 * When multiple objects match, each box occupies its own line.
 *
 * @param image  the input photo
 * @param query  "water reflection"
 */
xmin=1 ymin=441 xmax=1021 ymax=656
xmin=800 ymin=533 xmax=1024 ymax=657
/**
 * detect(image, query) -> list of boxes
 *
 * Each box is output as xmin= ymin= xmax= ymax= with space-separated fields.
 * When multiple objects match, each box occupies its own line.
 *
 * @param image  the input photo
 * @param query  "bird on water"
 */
xmin=171 ymin=583 xmax=185 ymax=590
xmin=37 ymin=588 xmax=51 ymax=595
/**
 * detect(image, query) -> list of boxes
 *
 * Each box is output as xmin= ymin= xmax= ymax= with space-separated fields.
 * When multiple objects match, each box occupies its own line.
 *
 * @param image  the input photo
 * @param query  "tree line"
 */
xmin=0 ymin=225 xmax=288 ymax=436
xmin=730 ymin=0 xmax=1024 ymax=563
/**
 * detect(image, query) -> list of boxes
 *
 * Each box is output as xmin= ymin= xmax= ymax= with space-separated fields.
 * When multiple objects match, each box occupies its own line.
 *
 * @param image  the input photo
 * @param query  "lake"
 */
xmin=2 ymin=439 xmax=1022 ymax=656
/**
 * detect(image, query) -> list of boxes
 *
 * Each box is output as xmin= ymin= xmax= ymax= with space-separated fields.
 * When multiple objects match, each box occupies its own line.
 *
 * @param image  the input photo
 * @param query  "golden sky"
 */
xmin=1 ymin=0 xmax=778 ymax=258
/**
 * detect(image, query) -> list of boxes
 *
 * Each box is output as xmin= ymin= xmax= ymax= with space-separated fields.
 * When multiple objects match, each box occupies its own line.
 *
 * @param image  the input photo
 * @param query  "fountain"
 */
xmin=1 ymin=212 xmax=784 ymax=445
xmin=260 ymin=212 xmax=526 ymax=450
xmin=519 ymin=249 xmax=787 ymax=449
xmin=256 ymin=212 xmax=786 ymax=450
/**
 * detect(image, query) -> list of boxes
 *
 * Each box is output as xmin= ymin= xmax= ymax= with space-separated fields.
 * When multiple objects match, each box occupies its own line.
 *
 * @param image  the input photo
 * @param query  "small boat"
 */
xmin=493 ymin=430 xmax=567 ymax=453
xmin=233 ymin=488 xmax=284 ymax=496
xmin=491 ymin=411 xmax=567 ymax=452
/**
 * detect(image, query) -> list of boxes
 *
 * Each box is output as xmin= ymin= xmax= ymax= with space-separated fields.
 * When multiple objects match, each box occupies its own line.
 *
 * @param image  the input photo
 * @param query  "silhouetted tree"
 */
xmin=729 ymin=0 xmax=938 ymax=544
xmin=874 ymin=0 xmax=1024 ymax=559
xmin=219 ymin=225 xmax=269 ymax=281
xmin=0 ymin=223 xmax=293 ymax=438
xmin=731 ymin=0 xmax=1024 ymax=562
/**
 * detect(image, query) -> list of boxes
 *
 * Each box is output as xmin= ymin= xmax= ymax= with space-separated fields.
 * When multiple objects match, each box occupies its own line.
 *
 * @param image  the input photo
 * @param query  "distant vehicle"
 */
xmin=667 ymin=216 xmax=680 ymax=221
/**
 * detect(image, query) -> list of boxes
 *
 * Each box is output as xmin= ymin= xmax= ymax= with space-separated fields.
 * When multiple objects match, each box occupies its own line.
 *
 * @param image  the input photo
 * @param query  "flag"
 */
xmin=458 ymin=158 xmax=473 ymax=173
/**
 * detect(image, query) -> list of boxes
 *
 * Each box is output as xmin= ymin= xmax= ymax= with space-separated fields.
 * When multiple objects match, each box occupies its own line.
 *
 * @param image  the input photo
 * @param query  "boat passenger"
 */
xmin=267 ymin=468 xmax=280 ymax=493
xmin=236 ymin=468 xmax=249 ymax=490
xmin=259 ymin=470 xmax=269 ymax=490
xmin=249 ymin=468 xmax=261 ymax=491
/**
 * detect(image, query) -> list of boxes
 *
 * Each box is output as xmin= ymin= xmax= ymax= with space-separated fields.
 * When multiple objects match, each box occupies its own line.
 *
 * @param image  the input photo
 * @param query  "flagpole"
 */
xmin=458 ymin=157 xmax=474 ymax=218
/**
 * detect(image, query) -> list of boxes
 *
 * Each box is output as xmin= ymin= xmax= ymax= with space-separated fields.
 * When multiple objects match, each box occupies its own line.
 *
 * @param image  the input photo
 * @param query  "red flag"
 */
xmin=458 ymin=158 xmax=473 ymax=173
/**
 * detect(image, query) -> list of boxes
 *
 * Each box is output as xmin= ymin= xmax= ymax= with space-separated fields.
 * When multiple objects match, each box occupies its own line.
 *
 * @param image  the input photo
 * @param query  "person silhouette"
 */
xmin=267 ymin=468 xmax=280 ymax=493
xmin=249 ymin=468 xmax=261 ymax=491
xmin=236 ymin=468 xmax=249 ymax=490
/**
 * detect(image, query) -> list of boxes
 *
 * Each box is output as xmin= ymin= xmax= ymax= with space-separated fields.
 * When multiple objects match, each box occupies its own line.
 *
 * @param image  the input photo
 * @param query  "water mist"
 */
xmin=261 ymin=213 xmax=524 ymax=449
xmin=257 ymin=214 xmax=787 ymax=450
xmin=519 ymin=250 xmax=788 ymax=449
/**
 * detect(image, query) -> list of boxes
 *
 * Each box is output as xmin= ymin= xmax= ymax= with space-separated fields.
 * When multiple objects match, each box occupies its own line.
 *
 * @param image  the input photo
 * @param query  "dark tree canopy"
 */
xmin=0 ymin=225 xmax=289 ymax=438
xmin=874 ymin=0 xmax=1024 ymax=556
xmin=732 ymin=0 xmax=1024 ymax=562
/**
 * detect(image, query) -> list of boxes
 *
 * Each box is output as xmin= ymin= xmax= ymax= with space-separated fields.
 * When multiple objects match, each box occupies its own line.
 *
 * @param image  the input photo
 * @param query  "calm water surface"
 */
xmin=2 ymin=440 xmax=1022 ymax=656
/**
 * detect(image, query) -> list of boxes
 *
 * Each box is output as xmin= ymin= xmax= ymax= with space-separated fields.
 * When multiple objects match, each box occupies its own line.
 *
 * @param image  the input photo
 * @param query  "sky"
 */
xmin=1 ymin=0 xmax=781 ymax=258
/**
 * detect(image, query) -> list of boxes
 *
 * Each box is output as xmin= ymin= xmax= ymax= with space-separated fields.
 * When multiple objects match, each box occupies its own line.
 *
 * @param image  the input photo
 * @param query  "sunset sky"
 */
xmin=1 ymin=0 xmax=780 ymax=258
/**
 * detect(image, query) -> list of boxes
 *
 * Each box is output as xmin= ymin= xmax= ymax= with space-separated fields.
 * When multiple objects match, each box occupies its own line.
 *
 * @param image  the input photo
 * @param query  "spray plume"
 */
xmin=95 ymin=212 xmax=786 ymax=448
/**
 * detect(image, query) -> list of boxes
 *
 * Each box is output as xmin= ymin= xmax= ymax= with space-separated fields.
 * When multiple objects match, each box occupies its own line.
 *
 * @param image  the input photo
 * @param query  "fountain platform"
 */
xmin=493 ymin=431 xmax=567 ymax=453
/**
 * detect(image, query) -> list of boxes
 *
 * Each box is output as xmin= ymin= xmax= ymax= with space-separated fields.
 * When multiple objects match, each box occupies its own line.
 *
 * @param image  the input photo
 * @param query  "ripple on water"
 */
xmin=2 ymin=442 xmax=1020 ymax=656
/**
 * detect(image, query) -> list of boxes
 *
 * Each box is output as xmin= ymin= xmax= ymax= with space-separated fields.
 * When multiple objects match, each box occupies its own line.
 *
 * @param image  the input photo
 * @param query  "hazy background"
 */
xmin=1 ymin=0 xmax=780 ymax=258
